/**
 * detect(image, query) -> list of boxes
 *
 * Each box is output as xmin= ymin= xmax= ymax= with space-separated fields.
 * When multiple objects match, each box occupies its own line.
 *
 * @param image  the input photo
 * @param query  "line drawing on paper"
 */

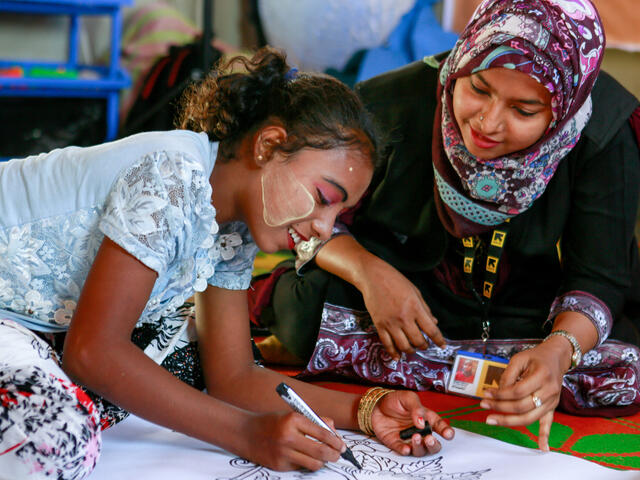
xmin=220 ymin=433 xmax=491 ymax=480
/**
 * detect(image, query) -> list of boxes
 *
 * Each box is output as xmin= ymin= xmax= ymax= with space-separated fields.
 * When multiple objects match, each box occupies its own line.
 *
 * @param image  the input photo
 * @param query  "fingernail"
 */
xmin=484 ymin=391 xmax=493 ymax=399
xmin=426 ymin=436 xmax=435 ymax=447
xmin=486 ymin=417 xmax=497 ymax=425
xmin=417 ymin=417 xmax=425 ymax=428
xmin=340 ymin=444 xmax=346 ymax=453
xmin=480 ymin=400 xmax=490 ymax=409
xmin=445 ymin=429 xmax=454 ymax=439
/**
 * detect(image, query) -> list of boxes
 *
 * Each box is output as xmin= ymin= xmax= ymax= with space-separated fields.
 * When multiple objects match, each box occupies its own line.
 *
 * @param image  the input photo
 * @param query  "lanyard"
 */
xmin=461 ymin=219 xmax=510 ymax=352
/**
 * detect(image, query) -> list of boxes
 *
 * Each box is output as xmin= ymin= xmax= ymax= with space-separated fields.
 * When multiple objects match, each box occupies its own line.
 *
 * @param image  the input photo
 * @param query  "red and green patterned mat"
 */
xmin=314 ymin=381 xmax=640 ymax=472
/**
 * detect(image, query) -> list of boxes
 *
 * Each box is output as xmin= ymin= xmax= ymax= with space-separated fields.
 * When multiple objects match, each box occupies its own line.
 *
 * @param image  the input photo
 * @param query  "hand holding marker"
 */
xmin=276 ymin=382 xmax=362 ymax=469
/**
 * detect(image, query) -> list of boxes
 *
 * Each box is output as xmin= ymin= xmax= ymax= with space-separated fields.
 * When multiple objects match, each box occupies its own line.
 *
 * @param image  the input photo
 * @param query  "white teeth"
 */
xmin=288 ymin=227 xmax=301 ymax=245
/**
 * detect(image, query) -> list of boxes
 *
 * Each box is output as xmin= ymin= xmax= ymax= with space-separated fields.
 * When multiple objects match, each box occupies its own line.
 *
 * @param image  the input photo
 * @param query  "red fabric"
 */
xmin=248 ymin=266 xmax=290 ymax=326
xmin=630 ymin=106 xmax=640 ymax=150
xmin=141 ymin=56 xmax=171 ymax=100
xmin=167 ymin=48 xmax=191 ymax=87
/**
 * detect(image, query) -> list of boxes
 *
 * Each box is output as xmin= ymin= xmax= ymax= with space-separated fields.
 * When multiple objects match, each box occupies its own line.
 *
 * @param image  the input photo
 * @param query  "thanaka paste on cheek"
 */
xmin=260 ymin=163 xmax=315 ymax=227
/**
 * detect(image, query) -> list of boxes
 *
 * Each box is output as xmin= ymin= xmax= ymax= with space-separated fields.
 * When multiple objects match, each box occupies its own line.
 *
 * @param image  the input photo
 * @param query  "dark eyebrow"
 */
xmin=324 ymin=177 xmax=348 ymax=202
xmin=474 ymin=72 xmax=548 ymax=106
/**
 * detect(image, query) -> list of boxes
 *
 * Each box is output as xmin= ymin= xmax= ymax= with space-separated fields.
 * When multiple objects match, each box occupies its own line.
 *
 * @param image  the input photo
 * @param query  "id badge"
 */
xmin=447 ymin=350 xmax=509 ymax=398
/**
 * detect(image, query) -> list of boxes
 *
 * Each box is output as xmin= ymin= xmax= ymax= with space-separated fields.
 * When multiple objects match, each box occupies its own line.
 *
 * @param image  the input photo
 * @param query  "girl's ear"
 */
xmin=254 ymin=125 xmax=287 ymax=166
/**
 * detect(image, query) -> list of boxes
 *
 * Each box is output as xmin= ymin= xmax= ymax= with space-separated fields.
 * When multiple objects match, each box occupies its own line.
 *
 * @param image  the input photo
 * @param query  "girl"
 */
xmin=251 ymin=0 xmax=640 ymax=452
xmin=0 ymin=47 xmax=454 ymax=479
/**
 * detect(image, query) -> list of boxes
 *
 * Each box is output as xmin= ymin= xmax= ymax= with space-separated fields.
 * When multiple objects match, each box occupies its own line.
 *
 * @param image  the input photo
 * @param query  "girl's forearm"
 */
xmin=63 ymin=339 xmax=255 ymax=456
xmin=207 ymin=362 xmax=361 ymax=431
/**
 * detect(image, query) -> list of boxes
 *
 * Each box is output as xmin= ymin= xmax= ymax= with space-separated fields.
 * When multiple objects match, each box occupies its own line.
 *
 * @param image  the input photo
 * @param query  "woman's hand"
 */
xmin=315 ymin=235 xmax=445 ymax=359
xmin=479 ymin=337 xmax=572 ymax=450
xmin=245 ymin=411 xmax=346 ymax=471
xmin=359 ymin=260 xmax=446 ymax=359
xmin=370 ymin=391 xmax=455 ymax=456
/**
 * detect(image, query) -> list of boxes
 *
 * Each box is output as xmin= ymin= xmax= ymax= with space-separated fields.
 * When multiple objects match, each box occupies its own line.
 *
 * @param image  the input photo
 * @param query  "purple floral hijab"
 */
xmin=433 ymin=0 xmax=605 ymax=237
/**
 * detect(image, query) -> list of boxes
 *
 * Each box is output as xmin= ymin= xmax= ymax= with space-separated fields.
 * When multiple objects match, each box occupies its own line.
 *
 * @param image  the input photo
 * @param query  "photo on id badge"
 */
xmin=447 ymin=350 xmax=508 ymax=398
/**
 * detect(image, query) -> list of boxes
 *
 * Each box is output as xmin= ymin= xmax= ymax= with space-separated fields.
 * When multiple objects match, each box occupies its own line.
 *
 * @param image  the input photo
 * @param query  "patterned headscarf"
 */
xmin=432 ymin=0 xmax=605 ymax=237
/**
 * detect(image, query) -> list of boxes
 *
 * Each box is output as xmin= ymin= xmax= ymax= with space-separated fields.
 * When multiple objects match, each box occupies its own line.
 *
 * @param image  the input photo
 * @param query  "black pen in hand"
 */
xmin=275 ymin=382 xmax=362 ymax=470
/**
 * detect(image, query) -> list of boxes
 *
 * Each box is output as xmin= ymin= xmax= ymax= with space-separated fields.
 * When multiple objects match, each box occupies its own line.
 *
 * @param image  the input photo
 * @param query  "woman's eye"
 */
xmin=470 ymin=80 xmax=488 ymax=95
xmin=514 ymin=107 xmax=536 ymax=117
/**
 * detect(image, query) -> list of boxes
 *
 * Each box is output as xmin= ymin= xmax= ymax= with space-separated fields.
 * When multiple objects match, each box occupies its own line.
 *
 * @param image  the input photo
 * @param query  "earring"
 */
xmin=257 ymin=155 xmax=264 ymax=161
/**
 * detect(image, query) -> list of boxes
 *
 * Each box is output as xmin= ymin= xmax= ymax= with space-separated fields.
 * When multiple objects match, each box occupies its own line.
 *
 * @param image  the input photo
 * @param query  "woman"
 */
xmin=251 ymin=0 xmax=640 ymax=451
xmin=0 ymin=47 xmax=454 ymax=479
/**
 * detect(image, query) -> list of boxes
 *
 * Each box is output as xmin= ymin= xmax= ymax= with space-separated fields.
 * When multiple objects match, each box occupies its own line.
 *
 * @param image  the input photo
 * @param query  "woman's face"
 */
xmin=248 ymin=146 xmax=373 ymax=254
xmin=452 ymin=67 xmax=553 ymax=160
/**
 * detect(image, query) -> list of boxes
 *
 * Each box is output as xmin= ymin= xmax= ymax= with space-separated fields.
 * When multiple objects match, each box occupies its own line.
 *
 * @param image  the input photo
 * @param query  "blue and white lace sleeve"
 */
xmin=99 ymin=150 xmax=215 ymax=276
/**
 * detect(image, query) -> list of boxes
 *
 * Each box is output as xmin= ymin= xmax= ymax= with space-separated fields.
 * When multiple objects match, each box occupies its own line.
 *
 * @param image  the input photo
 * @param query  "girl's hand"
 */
xmin=359 ymin=261 xmax=445 ymax=359
xmin=479 ymin=338 xmax=571 ymax=451
xmin=370 ymin=391 xmax=455 ymax=456
xmin=245 ymin=411 xmax=346 ymax=471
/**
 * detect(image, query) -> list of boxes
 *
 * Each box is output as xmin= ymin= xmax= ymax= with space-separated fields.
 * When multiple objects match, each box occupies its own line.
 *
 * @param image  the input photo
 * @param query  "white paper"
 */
xmin=90 ymin=415 xmax=640 ymax=480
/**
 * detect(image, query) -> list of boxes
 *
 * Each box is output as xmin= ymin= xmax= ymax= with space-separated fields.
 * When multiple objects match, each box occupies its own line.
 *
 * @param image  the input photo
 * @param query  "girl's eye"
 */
xmin=316 ymin=188 xmax=331 ymax=206
xmin=470 ymin=80 xmax=488 ymax=96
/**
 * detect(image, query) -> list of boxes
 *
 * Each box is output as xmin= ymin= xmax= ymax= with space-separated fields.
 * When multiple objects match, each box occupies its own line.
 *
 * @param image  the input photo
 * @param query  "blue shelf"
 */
xmin=0 ymin=0 xmax=132 ymax=142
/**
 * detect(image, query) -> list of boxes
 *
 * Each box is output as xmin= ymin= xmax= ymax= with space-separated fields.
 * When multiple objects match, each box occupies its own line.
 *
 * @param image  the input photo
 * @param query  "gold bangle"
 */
xmin=357 ymin=387 xmax=394 ymax=436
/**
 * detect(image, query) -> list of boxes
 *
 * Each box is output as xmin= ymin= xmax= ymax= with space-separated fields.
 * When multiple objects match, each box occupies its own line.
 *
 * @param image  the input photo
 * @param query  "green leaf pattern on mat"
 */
xmin=583 ymin=456 xmax=640 ymax=469
xmin=450 ymin=420 xmax=538 ymax=449
xmin=455 ymin=419 xmax=640 ymax=471
xmin=526 ymin=421 xmax=573 ymax=449
xmin=572 ymin=433 xmax=640 ymax=454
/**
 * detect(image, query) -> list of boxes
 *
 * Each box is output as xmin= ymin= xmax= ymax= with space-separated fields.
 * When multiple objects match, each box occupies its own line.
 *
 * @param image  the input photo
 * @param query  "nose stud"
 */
xmin=479 ymin=115 xmax=484 ymax=122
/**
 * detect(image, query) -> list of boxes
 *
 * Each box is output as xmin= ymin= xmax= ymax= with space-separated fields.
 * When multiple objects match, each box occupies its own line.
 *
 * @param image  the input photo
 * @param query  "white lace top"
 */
xmin=0 ymin=130 xmax=258 ymax=332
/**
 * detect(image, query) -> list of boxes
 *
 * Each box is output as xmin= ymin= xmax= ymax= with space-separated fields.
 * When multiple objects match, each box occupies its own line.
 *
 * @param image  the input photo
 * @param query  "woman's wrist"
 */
xmin=357 ymin=387 xmax=393 ymax=436
xmin=542 ymin=332 xmax=577 ymax=372
xmin=545 ymin=329 xmax=583 ymax=369
xmin=546 ymin=311 xmax=598 ymax=371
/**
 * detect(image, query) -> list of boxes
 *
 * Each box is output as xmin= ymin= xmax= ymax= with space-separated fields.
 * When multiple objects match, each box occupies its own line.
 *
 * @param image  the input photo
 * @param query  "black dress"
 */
xmin=257 ymin=59 xmax=640 ymax=359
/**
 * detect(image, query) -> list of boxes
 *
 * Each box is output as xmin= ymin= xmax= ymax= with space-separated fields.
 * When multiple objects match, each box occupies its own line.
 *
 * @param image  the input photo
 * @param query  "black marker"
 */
xmin=275 ymin=382 xmax=362 ymax=470
xmin=399 ymin=425 xmax=432 ymax=440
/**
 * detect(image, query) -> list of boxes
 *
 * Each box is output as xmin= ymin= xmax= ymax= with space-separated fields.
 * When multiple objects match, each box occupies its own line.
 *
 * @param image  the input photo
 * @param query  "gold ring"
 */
xmin=532 ymin=394 xmax=543 ymax=409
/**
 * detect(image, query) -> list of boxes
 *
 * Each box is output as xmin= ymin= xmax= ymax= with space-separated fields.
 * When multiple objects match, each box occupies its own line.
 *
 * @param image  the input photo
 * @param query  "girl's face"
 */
xmin=452 ymin=67 xmax=553 ymax=160
xmin=248 ymin=146 xmax=373 ymax=253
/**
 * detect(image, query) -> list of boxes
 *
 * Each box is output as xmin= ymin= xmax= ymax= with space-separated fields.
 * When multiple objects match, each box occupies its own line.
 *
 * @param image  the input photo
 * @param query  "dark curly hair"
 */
xmin=177 ymin=46 xmax=382 ymax=168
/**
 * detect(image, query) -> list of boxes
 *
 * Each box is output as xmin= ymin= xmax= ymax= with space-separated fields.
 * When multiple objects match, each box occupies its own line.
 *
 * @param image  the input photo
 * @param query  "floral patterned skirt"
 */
xmin=0 ymin=303 xmax=206 ymax=479
xmin=298 ymin=303 xmax=640 ymax=417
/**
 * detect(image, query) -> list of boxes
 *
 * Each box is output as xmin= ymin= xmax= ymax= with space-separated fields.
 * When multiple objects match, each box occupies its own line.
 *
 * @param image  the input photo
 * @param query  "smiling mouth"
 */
xmin=287 ymin=227 xmax=307 ymax=249
xmin=470 ymin=127 xmax=500 ymax=149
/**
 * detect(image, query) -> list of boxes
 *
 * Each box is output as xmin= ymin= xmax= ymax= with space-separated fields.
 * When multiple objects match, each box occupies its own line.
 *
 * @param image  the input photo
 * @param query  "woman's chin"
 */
xmin=466 ymin=143 xmax=501 ymax=160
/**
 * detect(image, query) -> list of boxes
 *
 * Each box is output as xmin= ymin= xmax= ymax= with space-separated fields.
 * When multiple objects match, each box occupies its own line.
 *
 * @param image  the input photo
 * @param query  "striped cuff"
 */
xmin=547 ymin=290 xmax=612 ymax=346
